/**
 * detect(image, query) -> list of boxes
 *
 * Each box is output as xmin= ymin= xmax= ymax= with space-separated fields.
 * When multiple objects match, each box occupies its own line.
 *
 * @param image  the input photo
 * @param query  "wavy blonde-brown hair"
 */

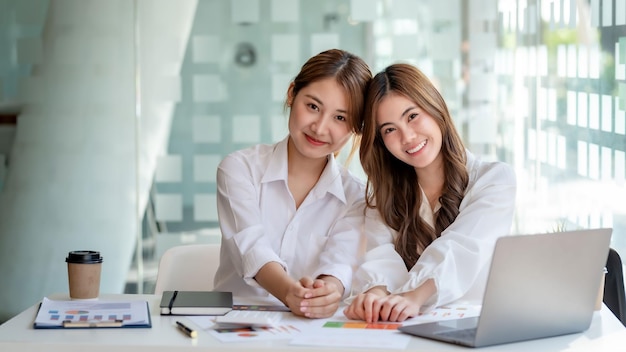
xmin=360 ymin=63 xmax=469 ymax=269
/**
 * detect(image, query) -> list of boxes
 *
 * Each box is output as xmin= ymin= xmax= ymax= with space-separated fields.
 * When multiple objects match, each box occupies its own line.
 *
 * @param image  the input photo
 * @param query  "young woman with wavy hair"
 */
xmin=344 ymin=63 xmax=516 ymax=323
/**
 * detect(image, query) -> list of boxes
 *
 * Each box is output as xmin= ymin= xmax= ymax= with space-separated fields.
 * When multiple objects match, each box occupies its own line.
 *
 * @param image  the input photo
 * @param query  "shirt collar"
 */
xmin=261 ymin=137 xmax=347 ymax=204
xmin=314 ymin=153 xmax=347 ymax=204
xmin=261 ymin=137 xmax=289 ymax=183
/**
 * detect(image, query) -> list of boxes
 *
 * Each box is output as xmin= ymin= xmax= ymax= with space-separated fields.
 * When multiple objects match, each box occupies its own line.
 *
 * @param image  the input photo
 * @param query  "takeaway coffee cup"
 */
xmin=66 ymin=250 xmax=103 ymax=300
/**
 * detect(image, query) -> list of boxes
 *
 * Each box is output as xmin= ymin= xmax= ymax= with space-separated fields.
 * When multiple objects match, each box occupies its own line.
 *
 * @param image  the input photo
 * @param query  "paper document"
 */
xmin=188 ymin=311 xmax=309 ymax=342
xmin=188 ymin=302 xmax=481 ymax=348
xmin=33 ymin=297 xmax=152 ymax=329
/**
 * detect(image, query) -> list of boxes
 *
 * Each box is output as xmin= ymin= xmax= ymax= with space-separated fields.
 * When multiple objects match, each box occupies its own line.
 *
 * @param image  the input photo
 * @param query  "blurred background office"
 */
xmin=0 ymin=0 xmax=624 ymax=322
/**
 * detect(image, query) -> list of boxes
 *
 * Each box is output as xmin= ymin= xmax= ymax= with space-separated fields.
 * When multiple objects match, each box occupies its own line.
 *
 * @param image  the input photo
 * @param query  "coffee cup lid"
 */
xmin=66 ymin=250 xmax=103 ymax=264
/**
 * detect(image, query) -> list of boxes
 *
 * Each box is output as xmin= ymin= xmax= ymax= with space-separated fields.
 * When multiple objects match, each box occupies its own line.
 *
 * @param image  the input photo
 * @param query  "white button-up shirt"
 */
xmin=353 ymin=150 xmax=517 ymax=309
xmin=214 ymin=137 xmax=366 ymax=302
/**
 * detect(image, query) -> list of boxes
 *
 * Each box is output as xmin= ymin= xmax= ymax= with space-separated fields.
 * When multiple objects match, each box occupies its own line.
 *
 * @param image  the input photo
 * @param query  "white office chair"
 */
xmin=153 ymin=243 xmax=221 ymax=295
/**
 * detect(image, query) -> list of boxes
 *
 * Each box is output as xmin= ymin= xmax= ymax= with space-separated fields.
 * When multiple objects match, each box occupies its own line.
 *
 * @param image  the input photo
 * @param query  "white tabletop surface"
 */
xmin=1 ymin=293 xmax=625 ymax=351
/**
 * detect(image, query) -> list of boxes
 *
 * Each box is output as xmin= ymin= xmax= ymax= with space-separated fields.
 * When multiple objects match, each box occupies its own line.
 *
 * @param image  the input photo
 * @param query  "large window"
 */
xmin=490 ymin=0 xmax=625 ymax=247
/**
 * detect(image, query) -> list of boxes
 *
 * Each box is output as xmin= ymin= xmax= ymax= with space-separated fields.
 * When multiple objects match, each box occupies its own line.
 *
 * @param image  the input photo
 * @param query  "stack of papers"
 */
xmin=186 ymin=303 xmax=481 ymax=349
xmin=33 ymin=297 xmax=152 ymax=329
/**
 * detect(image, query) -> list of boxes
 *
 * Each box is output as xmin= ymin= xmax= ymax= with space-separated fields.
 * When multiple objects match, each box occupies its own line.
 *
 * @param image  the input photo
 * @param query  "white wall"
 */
xmin=0 ymin=0 xmax=197 ymax=321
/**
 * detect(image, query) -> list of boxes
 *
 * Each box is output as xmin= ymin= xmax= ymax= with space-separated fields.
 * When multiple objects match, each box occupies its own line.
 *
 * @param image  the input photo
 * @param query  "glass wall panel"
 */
xmin=492 ymin=0 xmax=626 ymax=248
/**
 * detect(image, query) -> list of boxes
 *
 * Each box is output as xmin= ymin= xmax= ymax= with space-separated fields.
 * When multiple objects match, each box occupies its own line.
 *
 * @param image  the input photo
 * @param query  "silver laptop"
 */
xmin=398 ymin=228 xmax=612 ymax=348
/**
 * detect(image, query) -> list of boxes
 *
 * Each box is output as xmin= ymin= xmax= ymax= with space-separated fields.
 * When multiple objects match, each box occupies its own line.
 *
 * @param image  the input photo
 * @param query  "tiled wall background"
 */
xmin=152 ymin=0 xmax=415 ymax=232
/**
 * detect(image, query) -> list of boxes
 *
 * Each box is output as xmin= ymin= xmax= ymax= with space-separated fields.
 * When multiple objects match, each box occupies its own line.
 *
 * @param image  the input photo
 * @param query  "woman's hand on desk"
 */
xmin=345 ymin=292 xmax=420 ymax=323
xmin=296 ymin=276 xmax=343 ymax=319
xmin=343 ymin=286 xmax=390 ymax=322
xmin=255 ymin=263 xmax=343 ymax=319
xmin=344 ymin=280 xmax=436 ymax=323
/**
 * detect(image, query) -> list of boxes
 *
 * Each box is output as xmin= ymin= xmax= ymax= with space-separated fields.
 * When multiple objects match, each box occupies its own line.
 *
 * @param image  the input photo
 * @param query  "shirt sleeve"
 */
xmin=216 ymin=154 xmax=287 ymax=289
xmin=396 ymin=161 xmax=517 ymax=309
xmin=348 ymin=207 xmax=410 ymax=298
xmin=312 ymin=196 xmax=367 ymax=299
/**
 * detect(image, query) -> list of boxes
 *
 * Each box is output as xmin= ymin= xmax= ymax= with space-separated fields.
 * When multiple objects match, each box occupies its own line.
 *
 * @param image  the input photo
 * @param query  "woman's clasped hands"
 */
xmin=285 ymin=276 xmax=343 ymax=319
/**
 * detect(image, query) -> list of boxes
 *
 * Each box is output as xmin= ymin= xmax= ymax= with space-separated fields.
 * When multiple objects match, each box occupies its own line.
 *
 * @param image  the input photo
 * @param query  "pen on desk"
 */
xmin=176 ymin=320 xmax=197 ymax=338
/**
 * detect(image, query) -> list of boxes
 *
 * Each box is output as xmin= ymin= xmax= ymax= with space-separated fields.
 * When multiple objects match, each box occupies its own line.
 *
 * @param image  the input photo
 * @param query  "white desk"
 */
xmin=1 ymin=294 xmax=625 ymax=351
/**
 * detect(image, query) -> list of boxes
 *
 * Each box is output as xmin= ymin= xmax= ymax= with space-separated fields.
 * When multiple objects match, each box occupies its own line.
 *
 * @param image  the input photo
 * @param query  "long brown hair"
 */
xmin=286 ymin=49 xmax=371 ymax=159
xmin=360 ymin=63 xmax=468 ymax=269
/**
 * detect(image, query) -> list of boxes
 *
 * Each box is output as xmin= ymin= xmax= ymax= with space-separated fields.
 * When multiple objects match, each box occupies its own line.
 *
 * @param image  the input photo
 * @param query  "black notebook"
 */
xmin=160 ymin=290 xmax=233 ymax=315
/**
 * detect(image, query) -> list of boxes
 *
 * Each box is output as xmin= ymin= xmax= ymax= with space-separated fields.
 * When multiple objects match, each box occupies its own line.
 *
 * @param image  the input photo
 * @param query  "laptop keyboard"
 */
xmin=436 ymin=327 xmax=477 ymax=340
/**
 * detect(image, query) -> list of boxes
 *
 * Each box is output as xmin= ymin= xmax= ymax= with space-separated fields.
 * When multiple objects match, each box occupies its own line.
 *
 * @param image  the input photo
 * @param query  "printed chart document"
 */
xmin=189 ymin=311 xmax=310 ymax=342
xmin=33 ymin=297 xmax=152 ymax=329
xmin=186 ymin=303 xmax=480 ymax=348
xmin=289 ymin=304 xmax=480 ymax=350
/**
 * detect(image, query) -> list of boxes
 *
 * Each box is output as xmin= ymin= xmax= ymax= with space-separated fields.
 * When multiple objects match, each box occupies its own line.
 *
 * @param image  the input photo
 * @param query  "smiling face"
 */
xmin=376 ymin=92 xmax=444 ymax=173
xmin=287 ymin=77 xmax=353 ymax=161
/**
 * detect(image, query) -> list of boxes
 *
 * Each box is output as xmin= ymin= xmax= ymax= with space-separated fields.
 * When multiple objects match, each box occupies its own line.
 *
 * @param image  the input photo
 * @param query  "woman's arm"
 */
xmin=312 ymin=193 xmax=366 ymax=295
xmin=343 ymin=206 xmax=410 ymax=322
xmin=216 ymin=153 xmax=287 ymax=290
xmin=350 ymin=208 xmax=410 ymax=295
xmin=299 ymin=176 xmax=369 ymax=318
xmin=397 ymin=160 xmax=517 ymax=309
xmin=347 ymin=160 xmax=516 ymax=322
xmin=253 ymin=261 xmax=310 ymax=316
